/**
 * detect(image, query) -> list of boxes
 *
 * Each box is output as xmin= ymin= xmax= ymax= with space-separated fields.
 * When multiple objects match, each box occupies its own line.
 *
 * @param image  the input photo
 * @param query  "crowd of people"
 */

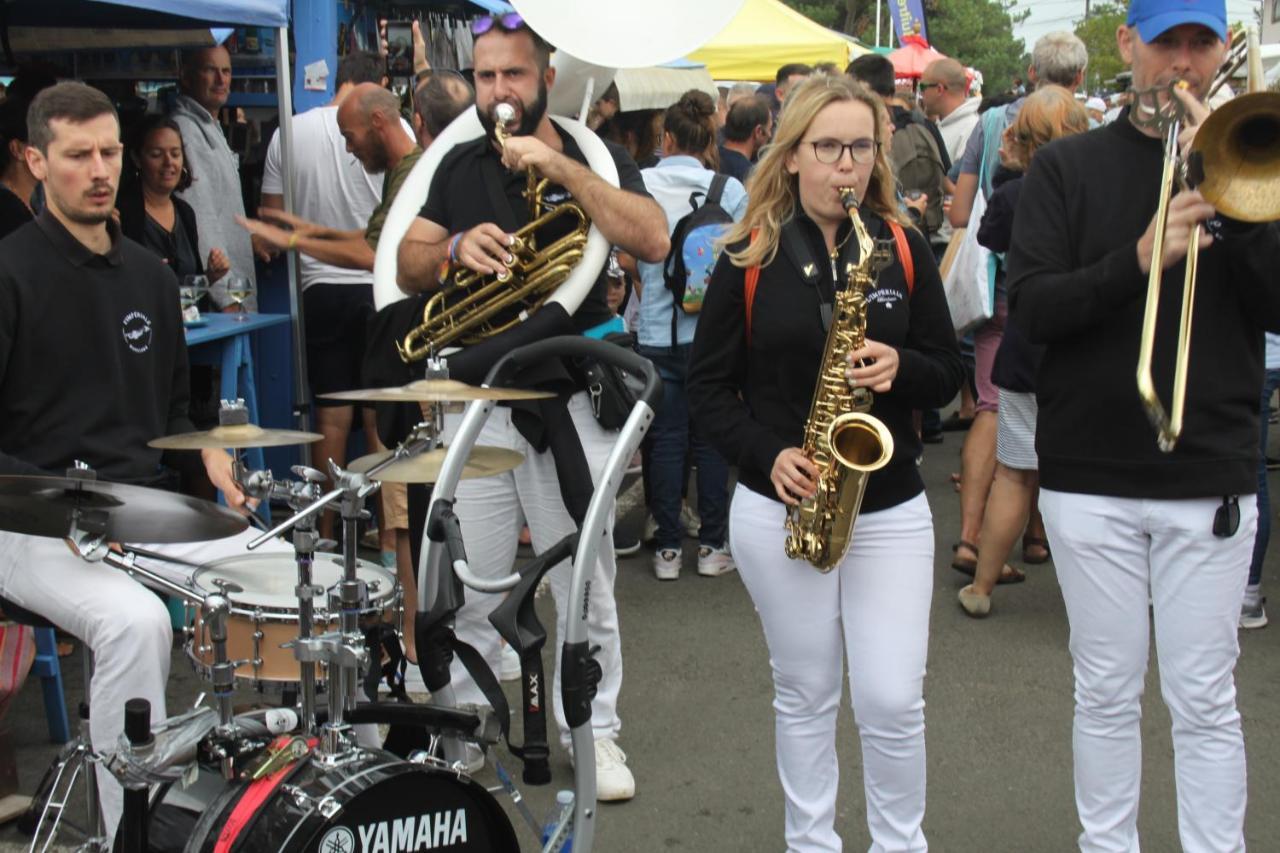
xmin=0 ymin=0 xmax=1276 ymax=850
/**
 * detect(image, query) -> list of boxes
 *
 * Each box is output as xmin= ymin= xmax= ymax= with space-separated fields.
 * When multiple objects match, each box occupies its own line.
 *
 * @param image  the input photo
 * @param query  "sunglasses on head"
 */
xmin=471 ymin=12 xmax=525 ymax=36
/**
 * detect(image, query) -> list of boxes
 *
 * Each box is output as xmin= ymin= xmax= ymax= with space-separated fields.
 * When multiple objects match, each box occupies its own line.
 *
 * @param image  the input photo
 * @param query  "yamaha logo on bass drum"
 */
xmin=320 ymin=808 xmax=468 ymax=853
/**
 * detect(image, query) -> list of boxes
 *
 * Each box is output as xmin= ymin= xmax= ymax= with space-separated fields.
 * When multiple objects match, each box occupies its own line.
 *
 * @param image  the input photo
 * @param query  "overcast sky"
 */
xmin=1010 ymin=0 xmax=1263 ymax=53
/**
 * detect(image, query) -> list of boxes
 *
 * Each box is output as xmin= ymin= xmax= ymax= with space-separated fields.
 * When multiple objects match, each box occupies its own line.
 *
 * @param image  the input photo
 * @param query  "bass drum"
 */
xmin=143 ymin=749 xmax=519 ymax=853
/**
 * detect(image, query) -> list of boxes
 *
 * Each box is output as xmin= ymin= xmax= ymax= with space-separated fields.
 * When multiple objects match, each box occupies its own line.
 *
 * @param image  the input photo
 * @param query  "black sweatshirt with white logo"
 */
xmin=0 ymin=211 xmax=194 ymax=483
xmin=1007 ymin=111 xmax=1280 ymax=498
xmin=688 ymin=210 xmax=963 ymax=512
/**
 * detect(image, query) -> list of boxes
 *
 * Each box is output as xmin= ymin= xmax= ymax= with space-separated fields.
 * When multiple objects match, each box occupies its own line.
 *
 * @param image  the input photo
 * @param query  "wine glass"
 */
xmin=179 ymin=274 xmax=209 ymax=323
xmin=224 ymin=272 xmax=254 ymax=322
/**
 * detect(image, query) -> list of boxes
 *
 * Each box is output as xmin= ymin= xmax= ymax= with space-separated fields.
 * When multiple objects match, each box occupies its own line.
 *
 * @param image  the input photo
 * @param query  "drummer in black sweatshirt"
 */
xmin=1005 ymin=3 xmax=1280 ymax=849
xmin=0 ymin=83 xmax=284 ymax=838
xmin=687 ymin=76 xmax=961 ymax=851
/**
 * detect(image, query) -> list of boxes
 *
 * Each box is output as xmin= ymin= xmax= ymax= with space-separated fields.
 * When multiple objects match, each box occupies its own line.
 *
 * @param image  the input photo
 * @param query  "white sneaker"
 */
xmin=642 ymin=512 xmax=658 ymax=543
xmin=696 ymin=545 xmax=736 ymax=577
xmin=1241 ymin=586 xmax=1268 ymax=630
xmin=461 ymin=742 xmax=485 ymax=775
xmin=653 ymin=548 xmax=681 ymax=581
xmin=593 ymin=738 xmax=635 ymax=801
xmin=500 ymin=643 xmax=522 ymax=682
xmin=679 ymin=503 xmax=701 ymax=538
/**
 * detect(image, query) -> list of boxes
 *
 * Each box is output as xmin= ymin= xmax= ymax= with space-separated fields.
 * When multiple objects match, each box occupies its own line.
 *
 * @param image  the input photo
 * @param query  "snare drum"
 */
xmin=140 ymin=748 xmax=520 ymax=853
xmin=186 ymin=553 xmax=399 ymax=685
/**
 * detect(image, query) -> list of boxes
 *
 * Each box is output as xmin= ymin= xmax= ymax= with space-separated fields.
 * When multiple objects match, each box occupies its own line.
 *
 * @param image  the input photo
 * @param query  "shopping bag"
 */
xmin=940 ymin=188 xmax=996 ymax=335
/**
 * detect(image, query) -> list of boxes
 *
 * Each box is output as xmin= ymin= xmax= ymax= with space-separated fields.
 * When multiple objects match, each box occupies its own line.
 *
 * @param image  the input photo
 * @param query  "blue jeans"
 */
xmin=638 ymin=343 xmax=729 ymax=551
xmin=1249 ymin=368 xmax=1280 ymax=585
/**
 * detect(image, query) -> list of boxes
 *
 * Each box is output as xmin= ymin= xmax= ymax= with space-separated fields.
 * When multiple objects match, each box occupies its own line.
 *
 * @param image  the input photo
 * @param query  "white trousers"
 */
xmin=441 ymin=392 xmax=622 ymax=747
xmin=0 ymin=526 xmax=291 ymax=838
xmin=1039 ymin=489 xmax=1256 ymax=853
xmin=730 ymin=485 xmax=934 ymax=853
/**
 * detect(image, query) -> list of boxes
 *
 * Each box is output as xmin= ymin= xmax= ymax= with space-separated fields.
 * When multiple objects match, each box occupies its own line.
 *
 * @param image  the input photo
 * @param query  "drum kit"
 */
xmin=0 ymin=374 xmax=567 ymax=853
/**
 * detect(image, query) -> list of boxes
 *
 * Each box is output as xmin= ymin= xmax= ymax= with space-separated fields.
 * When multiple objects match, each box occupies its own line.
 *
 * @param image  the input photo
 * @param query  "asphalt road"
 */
xmin=1 ymin=424 xmax=1278 ymax=852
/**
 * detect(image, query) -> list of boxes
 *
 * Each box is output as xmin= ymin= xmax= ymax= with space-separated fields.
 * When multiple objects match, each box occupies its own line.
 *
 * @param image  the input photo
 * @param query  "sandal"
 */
xmin=998 ymin=564 xmax=1027 ymax=584
xmin=952 ymin=541 xmax=1026 ymax=584
xmin=950 ymin=540 xmax=979 ymax=575
xmin=1022 ymin=536 xmax=1051 ymax=565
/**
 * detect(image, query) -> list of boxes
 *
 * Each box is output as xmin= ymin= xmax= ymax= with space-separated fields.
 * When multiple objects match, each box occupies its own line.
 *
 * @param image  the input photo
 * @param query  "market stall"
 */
xmin=686 ymin=0 xmax=868 ymax=82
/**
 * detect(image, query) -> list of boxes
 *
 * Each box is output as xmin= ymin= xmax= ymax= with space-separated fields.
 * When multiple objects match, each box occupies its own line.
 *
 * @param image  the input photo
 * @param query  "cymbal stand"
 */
xmin=245 ymin=425 xmax=437 ymax=760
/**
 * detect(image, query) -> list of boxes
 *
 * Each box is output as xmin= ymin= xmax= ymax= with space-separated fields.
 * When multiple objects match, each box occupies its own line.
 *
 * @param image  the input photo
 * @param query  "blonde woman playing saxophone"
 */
xmin=687 ymin=76 xmax=963 ymax=852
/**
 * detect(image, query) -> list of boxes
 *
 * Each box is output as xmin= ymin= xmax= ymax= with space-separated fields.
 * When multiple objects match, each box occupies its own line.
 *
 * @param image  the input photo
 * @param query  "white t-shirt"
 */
xmin=261 ymin=105 xmax=410 ymax=290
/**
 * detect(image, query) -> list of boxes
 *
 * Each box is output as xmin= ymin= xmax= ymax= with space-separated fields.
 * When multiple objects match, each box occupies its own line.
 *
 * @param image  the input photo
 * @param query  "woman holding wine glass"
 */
xmin=119 ymin=114 xmax=230 ymax=288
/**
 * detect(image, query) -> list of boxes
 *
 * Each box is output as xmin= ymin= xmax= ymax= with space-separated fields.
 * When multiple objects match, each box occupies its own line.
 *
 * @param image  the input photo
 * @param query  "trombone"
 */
xmin=1134 ymin=26 xmax=1280 ymax=452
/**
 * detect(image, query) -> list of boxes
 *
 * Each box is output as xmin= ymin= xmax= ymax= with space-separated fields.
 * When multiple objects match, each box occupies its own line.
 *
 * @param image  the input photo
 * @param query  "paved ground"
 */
xmin=2 ymin=423 xmax=1278 ymax=851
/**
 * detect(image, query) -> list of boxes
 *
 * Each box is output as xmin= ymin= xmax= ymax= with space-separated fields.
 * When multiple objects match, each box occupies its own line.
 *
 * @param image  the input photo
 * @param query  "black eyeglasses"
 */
xmin=805 ymin=138 xmax=878 ymax=165
xmin=471 ymin=12 xmax=525 ymax=36
xmin=917 ymin=82 xmax=944 ymax=93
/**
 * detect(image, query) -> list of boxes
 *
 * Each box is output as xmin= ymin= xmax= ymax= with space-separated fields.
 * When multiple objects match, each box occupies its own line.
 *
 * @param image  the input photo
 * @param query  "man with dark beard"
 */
xmin=396 ymin=13 xmax=667 ymax=801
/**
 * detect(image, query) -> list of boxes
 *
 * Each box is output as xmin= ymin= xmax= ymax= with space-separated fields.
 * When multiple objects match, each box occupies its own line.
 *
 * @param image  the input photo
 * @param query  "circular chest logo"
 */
xmin=121 ymin=311 xmax=153 ymax=354
xmin=319 ymin=826 xmax=356 ymax=853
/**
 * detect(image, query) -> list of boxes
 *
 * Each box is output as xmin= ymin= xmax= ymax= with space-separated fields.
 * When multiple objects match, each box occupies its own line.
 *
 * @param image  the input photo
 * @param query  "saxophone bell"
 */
xmin=828 ymin=412 xmax=894 ymax=472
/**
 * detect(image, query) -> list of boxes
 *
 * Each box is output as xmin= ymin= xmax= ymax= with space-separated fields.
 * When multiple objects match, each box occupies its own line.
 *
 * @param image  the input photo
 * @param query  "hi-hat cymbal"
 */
xmin=149 ymin=424 xmax=324 ymax=450
xmin=348 ymin=446 xmax=525 ymax=484
xmin=322 ymin=379 xmax=554 ymax=403
xmin=0 ymin=475 xmax=248 ymax=543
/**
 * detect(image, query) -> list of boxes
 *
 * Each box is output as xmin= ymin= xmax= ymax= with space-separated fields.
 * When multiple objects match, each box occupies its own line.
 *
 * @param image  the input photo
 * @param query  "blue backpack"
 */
xmin=663 ymin=174 xmax=733 ymax=327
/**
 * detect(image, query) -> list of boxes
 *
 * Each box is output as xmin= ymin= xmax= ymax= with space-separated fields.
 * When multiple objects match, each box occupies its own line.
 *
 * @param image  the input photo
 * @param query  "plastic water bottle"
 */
xmin=540 ymin=789 xmax=575 ymax=852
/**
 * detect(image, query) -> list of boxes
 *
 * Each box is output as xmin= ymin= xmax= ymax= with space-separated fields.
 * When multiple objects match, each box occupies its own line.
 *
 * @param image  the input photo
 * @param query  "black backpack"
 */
xmin=663 ymin=174 xmax=734 ymax=339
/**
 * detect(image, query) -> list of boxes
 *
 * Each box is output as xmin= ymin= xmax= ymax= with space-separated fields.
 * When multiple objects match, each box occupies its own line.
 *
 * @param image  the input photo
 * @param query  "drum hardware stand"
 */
xmin=244 ymin=425 xmax=437 ymax=764
xmin=239 ymin=464 xmax=327 ymax=733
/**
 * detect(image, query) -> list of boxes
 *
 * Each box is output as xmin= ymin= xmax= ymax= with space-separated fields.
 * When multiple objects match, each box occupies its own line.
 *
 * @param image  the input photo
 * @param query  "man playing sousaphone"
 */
xmin=395 ymin=12 xmax=667 ymax=800
xmin=1007 ymin=0 xmax=1280 ymax=848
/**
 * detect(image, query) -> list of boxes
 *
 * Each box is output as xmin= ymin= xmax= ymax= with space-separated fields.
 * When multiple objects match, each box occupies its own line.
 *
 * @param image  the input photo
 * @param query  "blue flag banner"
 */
xmin=889 ymin=0 xmax=928 ymax=45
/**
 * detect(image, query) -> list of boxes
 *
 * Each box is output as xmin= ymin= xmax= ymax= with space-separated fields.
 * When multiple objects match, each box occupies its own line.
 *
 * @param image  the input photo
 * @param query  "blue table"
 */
xmin=185 ymin=312 xmax=293 ymax=500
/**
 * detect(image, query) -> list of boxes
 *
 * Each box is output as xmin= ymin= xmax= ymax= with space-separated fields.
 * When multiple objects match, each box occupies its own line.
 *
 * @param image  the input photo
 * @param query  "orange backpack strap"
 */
xmin=887 ymin=220 xmax=914 ymax=296
xmin=744 ymin=226 xmax=761 ymax=346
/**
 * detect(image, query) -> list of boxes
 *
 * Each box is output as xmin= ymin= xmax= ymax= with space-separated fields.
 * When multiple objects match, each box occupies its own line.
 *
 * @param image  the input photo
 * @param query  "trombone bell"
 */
xmin=1192 ymin=92 xmax=1280 ymax=223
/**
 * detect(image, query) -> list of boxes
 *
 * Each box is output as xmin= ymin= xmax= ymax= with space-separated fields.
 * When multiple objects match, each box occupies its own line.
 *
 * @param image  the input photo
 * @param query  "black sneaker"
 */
xmin=613 ymin=531 xmax=641 ymax=557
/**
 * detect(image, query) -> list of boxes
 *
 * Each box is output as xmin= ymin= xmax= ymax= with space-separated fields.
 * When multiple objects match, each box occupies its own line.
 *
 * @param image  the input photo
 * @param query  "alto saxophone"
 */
xmin=783 ymin=189 xmax=895 ymax=571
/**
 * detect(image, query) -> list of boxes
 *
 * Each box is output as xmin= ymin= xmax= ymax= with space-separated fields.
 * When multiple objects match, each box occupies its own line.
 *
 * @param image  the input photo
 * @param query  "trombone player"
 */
xmin=1007 ymin=1 xmax=1280 ymax=849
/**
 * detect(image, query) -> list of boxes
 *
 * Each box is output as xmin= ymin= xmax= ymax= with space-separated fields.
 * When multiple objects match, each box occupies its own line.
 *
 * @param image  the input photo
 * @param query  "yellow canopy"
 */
xmin=688 ymin=0 xmax=869 ymax=82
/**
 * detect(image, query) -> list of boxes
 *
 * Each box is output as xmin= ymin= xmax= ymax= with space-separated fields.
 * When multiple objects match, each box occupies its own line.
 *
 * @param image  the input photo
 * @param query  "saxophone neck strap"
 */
xmin=743 ymin=220 xmax=914 ymax=347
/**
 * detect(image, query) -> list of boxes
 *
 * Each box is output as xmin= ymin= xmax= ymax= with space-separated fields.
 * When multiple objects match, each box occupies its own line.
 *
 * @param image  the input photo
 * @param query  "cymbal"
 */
xmin=348 ymin=446 xmax=525 ymax=484
xmin=0 ymin=475 xmax=249 ymax=543
xmin=149 ymin=424 xmax=324 ymax=450
xmin=321 ymin=379 xmax=554 ymax=403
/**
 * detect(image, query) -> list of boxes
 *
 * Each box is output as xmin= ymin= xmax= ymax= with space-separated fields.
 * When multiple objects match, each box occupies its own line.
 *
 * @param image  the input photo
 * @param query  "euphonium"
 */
xmin=396 ymin=103 xmax=592 ymax=362
xmin=783 ymin=189 xmax=895 ymax=572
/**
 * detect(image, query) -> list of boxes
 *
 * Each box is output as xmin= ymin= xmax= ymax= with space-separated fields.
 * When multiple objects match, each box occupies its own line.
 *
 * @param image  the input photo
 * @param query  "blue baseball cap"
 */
xmin=1127 ymin=0 xmax=1227 ymax=42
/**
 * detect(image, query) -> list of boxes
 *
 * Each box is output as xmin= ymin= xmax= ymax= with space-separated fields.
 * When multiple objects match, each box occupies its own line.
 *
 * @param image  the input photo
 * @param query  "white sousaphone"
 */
xmin=371 ymin=0 xmax=745 ymax=319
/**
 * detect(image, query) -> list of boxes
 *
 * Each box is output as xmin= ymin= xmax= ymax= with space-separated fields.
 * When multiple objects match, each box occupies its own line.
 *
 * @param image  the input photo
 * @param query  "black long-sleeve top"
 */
xmin=0 ymin=211 xmax=194 ymax=483
xmin=688 ymin=210 xmax=964 ymax=511
xmin=1007 ymin=111 xmax=1280 ymax=498
xmin=981 ymin=168 xmax=1042 ymax=393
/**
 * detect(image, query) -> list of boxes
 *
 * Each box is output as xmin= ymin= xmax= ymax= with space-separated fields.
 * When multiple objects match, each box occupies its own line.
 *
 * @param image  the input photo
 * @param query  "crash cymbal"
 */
xmin=0 ymin=475 xmax=248 ymax=543
xmin=348 ymin=446 xmax=525 ymax=484
xmin=149 ymin=424 xmax=324 ymax=450
xmin=321 ymin=379 xmax=554 ymax=403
